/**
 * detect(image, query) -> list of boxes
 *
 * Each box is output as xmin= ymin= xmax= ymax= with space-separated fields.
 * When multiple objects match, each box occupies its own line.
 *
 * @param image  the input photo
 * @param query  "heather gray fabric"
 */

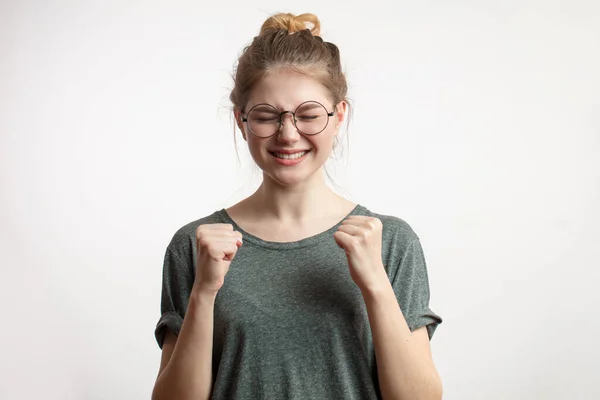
xmin=154 ymin=204 xmax=442 ymax=400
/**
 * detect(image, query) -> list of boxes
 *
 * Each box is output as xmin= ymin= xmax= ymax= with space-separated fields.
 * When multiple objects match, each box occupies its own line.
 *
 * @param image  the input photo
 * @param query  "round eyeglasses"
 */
xmin=241 ymin=101 xmax=335 ymax=138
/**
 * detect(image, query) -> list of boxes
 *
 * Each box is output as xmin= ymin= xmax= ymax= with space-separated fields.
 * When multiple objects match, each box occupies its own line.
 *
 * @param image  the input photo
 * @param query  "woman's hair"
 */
xmin=229 ymin=12 xmax=352 ymax=187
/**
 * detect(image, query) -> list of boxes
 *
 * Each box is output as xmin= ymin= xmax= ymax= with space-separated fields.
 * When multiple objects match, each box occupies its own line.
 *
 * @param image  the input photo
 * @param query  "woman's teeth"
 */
xmin=273 ymin=151 xmax=308 ymax=160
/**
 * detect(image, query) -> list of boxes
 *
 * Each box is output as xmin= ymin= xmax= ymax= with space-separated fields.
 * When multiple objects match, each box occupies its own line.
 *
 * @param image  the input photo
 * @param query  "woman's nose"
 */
xmin=277 ymin=113 xmax=301 ymax=140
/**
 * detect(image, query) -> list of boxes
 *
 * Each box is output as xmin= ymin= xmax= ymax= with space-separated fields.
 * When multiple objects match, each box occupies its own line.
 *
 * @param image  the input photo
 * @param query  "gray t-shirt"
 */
xmin=154 ymin=204 xmax=442 ymax=399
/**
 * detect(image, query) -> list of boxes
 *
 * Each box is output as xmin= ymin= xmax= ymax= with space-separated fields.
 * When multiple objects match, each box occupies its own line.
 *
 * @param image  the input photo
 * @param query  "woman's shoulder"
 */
xmin=165 ymin=209 xmax=227 ymax=253
xmin=357 ymin=204 xmax=420 ymax=244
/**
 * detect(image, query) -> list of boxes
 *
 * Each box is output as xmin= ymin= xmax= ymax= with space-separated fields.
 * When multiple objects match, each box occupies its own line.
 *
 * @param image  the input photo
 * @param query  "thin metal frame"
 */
xmin=241 ymin=100 xmax=335 ymax=138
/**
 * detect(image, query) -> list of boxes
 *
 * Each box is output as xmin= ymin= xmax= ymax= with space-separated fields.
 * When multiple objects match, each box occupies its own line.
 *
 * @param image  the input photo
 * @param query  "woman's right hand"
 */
xmin=193 ymin=223 xmax=243 ymax=294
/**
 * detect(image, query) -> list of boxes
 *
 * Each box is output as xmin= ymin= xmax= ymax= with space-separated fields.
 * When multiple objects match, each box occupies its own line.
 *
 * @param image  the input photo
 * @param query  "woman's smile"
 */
xmin=269 ymin=149 xmax=312 ymax=165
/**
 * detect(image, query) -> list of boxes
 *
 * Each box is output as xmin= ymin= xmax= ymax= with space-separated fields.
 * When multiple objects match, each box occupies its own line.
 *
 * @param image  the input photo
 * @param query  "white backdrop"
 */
xmin=2 ymin=1 xmax=599 ymax=399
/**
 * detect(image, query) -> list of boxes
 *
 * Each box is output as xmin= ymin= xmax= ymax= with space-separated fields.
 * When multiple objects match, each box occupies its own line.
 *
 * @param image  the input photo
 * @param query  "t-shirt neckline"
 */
xmin=216 ymin=204 xmax=365 ymax=250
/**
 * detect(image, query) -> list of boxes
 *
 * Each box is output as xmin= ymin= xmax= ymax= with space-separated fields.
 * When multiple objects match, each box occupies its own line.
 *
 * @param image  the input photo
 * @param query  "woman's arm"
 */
xmin=362 ymin=280 xmax=443 ymax=400
xmin=151 ymin=287 xmax=217 ymax=400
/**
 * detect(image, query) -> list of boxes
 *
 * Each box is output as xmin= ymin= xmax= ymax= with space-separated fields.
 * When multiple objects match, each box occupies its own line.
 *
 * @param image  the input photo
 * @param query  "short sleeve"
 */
xmin=154 ymin=245 xmax=195 ymax=349
xmin=391 ymin=238 xmax=442 ymax=339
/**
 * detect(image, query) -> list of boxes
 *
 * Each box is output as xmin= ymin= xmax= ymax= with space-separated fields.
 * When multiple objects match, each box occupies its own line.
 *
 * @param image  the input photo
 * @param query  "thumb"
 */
xmin=333 ymin=230 xmax=346 ymax=249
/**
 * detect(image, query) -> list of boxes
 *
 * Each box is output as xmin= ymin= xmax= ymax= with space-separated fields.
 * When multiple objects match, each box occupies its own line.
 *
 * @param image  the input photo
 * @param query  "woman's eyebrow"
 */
xmin=250 ymin=101 xmax=326 ymax=112
xmin=252 ymin=105 xmax=278 ymax=112
xmin=297 ymin=102 xmax=322 ymax=111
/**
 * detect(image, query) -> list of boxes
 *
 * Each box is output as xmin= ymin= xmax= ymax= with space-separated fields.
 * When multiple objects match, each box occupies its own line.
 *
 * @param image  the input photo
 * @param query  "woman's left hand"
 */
xmin=333 ymin=216 xmax=389 ymax=292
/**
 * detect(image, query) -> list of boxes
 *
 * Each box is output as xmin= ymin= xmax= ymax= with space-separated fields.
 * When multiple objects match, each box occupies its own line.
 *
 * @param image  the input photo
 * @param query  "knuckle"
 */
xmin=196 ymin=224 xmax=208 ymax=238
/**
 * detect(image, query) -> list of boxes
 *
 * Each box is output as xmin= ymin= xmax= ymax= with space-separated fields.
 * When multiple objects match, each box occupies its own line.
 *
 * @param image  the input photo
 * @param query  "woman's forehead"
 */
xmin=247 ymin=70 xmax=331 ymax=109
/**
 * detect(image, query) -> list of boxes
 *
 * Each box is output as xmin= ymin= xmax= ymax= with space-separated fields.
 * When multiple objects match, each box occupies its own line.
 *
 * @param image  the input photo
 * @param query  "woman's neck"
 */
xmin=246 ymin=175 xmax=348 ymax=224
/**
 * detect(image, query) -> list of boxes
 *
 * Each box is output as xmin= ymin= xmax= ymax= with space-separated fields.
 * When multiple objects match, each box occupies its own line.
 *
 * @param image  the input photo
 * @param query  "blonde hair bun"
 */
xmin=259 ymin=12 xmax=321 ymax=36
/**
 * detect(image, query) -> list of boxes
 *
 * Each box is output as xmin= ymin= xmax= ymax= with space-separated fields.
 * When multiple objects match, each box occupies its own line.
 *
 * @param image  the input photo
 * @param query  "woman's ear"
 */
xmin=334 ymin=101 xmax=347 ymax=131
xmin=234 ymin=108 xmax=247 ymax=141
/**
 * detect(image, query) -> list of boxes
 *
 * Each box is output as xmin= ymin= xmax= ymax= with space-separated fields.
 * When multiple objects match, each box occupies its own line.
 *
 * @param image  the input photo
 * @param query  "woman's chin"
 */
xmin=262 ymin=168 xmax=317 ymax=187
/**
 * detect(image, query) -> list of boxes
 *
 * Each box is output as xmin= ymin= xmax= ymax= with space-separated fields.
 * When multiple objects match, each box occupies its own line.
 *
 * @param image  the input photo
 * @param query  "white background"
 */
xmin=2 ymin=1 xmax=599 ymax=399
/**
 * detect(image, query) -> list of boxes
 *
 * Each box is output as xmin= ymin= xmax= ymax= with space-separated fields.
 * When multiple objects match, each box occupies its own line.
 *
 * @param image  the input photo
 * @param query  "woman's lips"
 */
xmin=269 ymin=150 xmax=311 ymax=165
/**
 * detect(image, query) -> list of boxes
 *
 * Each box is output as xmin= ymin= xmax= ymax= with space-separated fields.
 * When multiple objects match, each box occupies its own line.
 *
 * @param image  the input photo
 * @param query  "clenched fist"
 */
xmin=193 ymin=223 xmax=243 ymax=294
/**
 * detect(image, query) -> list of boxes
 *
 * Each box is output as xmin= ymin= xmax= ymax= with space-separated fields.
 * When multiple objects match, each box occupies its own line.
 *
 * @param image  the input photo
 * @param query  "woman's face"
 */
xmin=236 ymin=69 xmax=346 ymax=187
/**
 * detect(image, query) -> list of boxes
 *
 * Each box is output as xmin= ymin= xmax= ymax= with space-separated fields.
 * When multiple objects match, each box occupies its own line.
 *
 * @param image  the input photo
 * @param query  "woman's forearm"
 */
xmin=362 ymin=281 xmax=442 ymax=400
xmin=152 ymin=287 xmax=217 ymax=400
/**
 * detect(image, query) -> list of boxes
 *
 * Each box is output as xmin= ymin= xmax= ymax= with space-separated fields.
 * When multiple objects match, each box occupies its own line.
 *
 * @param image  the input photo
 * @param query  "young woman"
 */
xmin=152 ymin=12 xmax=443 ymax=400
